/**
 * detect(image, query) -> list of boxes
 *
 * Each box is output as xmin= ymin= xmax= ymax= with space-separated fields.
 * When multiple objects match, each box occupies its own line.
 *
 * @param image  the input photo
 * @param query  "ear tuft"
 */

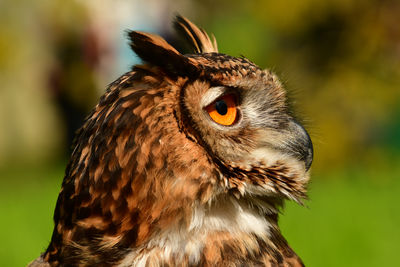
xmin=128 ymin=31 xmax=199 ymax=77
xmin=173 ymin=15 xmax=218 ymax=53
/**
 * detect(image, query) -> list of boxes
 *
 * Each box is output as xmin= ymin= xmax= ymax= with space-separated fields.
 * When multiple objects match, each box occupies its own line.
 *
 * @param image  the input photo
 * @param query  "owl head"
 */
xmin=128 ymin=16 xmax=313 ymax=203
xmin=40 ymin=15 xmax=313 ymax=266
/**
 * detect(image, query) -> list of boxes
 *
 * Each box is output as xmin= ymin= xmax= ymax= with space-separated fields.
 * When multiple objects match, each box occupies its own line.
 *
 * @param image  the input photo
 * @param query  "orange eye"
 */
xmin=205 ymin=94 xmax=238 ymax=126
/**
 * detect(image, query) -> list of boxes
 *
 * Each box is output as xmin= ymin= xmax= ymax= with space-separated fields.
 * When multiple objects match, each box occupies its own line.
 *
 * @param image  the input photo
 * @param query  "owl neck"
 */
xmin=123 ymin=194 xmax=303 ymax=266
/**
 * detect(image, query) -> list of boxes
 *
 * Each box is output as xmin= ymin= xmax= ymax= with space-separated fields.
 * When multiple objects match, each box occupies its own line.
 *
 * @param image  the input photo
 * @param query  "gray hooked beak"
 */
xmin=285 ymin=119 xmax=313 ymax=171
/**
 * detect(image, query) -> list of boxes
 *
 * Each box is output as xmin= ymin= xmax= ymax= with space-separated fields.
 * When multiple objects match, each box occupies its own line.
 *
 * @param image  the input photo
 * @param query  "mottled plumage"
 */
xmin=29 ymin=16 xmax=313 ymax=267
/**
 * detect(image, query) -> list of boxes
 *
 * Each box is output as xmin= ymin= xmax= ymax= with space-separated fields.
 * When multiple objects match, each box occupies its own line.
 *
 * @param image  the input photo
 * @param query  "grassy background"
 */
xmin=281 ymin=166 xmax=400 ymax=267
xmin=1 ymin=163 xmax=399 ymax=267
xmin=0 ymin=164 xmax=62 ymax=266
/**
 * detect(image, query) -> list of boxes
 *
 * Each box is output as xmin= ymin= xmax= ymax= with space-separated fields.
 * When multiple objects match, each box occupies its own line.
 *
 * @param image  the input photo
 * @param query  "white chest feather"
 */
xmin=118 ymin=196 xmax=272 ymax=266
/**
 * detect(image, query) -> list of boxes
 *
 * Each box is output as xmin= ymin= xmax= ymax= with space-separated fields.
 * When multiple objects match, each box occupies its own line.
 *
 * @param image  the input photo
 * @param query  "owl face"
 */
xmin=179 ymin=54 xmax=312 ymax=201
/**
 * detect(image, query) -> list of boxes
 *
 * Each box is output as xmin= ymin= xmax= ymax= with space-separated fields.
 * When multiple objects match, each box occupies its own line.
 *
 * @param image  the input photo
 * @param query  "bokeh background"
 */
xmin=1 ymin=0 xmax=399 ymax=266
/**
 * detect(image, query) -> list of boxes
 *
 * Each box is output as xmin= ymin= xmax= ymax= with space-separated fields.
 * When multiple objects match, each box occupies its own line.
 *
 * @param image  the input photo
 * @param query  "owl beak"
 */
xmin=286 ymin=119 xmax=313 ymax=171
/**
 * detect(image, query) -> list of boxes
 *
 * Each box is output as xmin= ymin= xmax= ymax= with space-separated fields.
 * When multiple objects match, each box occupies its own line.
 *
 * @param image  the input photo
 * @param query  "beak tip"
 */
xmin=304 ymin=145 xmax=313 ymax=171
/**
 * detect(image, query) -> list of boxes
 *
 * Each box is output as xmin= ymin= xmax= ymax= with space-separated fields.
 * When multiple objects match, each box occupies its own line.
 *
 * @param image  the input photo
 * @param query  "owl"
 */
xmin=29 ymin=16 xmax=313 ymax=267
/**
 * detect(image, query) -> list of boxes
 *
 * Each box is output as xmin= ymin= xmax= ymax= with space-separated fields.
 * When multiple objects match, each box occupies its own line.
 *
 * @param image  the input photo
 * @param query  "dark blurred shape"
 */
xmin=48 ymin=31 xmax=96 ymax=153
xmin=45 ymin=8 xmax=102 ymax=154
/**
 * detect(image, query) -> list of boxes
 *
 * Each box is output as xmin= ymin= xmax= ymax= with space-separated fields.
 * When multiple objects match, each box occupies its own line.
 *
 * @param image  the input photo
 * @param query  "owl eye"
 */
xmin=205 ymin=94 xmax=238 ymax=126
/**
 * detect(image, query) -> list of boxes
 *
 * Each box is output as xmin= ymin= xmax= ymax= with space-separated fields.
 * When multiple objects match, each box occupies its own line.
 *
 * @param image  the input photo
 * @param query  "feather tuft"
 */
xmin=173 ymin=15 xmax=218 ymax=53
xmin=128 ymin=31 xmax=199 ymax=77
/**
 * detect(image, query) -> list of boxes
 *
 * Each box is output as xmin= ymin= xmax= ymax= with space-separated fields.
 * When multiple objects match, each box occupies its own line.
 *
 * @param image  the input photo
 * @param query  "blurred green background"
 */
xmin=1 ymin=0 xmax=399 ymax=266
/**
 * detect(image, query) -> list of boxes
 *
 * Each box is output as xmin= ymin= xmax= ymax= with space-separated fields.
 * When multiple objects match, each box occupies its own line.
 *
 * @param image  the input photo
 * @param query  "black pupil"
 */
xmin=215 ymin=100 xmax=228 ymax=115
